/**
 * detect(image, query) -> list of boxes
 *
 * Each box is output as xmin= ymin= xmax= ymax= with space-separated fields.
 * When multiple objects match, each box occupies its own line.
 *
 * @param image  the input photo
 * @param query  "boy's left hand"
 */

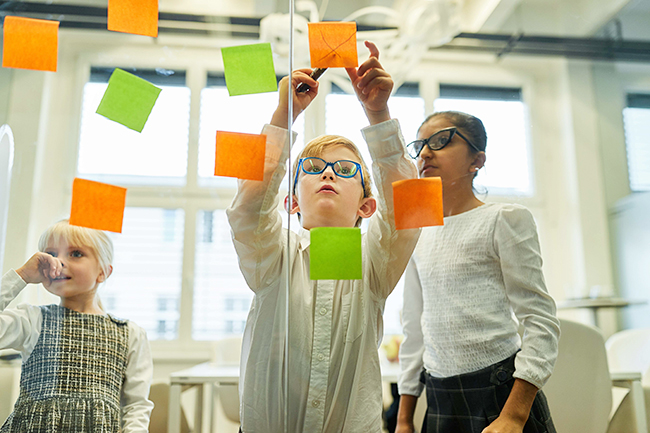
xmin=346 ymin=41 xmax=393 ymax=125
xmin=481 ymin=414 xmax=525 ymax=433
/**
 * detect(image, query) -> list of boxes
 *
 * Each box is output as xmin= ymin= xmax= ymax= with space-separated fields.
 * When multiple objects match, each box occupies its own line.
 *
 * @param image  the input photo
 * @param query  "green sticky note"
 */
xmin=310 ymin=227 xmax=362 ymax=280
xmin=96 ymin=68 xmax=162 ymax=133
xmin=221 ymin=43 xmax=278 ymax=96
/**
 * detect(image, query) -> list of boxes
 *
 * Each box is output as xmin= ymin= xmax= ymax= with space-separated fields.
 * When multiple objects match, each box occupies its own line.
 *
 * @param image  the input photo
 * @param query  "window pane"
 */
xmin=198 ymin=86 xmax=304 ymax=187
xmin=623 ymin=107 xmax=650 ymax=192
xmin=78 ymin=83 xmax=190 ymax=185
xmin=193 ymin=210 xmax=253 ymax=340
xmin=103 ymin=207 xmax=185 ymax=340
xmin=434 ymin=98 xmax=533 ymax=196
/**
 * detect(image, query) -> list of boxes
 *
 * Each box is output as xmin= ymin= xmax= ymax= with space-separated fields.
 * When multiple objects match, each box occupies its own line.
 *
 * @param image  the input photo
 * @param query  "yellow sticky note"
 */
xmin=108 ymin=0 xmax=159 ymax=37
xmin=215 ymin=131 xmax=266 ymax=181
xmin=69 ymin=178 xmax=127 ymax=233
xmin=392 ymin=178 xmax=444 ymax=230
xmin=308 ymin=22 xmax=358 ymax=68
xmin=2 ymin=16 xmax=59 ymax=72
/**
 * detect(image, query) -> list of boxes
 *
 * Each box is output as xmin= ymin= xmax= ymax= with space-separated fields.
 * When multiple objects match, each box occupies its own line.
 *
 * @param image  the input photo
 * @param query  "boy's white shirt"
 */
xmin=226 ymin=119 xmax=419 ymax=433
xmin=0 ymin=270 xmax=154 ymax=433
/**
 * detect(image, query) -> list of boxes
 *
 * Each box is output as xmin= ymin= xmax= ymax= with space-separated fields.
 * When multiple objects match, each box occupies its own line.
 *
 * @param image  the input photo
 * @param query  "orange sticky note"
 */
xmin=215 ymin=131 xmax=266 ymax=181
xmin=392 ymin=178 xmax=444 ymax=230
xmin=2 ymin=16 xmax=59 ymax=72
xmin=70 ymin=178 xmax=127 ymax=233
xmin=308 ymin=22 xmax=358 ymax=68
xmin=108 ymin=0 xmax=158 ymax=37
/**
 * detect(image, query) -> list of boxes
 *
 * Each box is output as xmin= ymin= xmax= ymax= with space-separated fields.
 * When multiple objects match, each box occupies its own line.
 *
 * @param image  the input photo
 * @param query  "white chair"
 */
xmin=212 ymin=336 xmax=242 ymax=424
xmin=544 ymin=318 xmax=612 ymax=433
xmin=606 ymin=329 xmax=650 ymax=433
xmin=0 ymin=124 xmax=14 ymax=272
xmin=148 ymin=381 xmax=190 ymax=433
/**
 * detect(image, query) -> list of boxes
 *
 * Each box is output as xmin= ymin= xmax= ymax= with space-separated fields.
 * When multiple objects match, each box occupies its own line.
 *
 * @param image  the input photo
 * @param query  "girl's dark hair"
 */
xmin=418 ymin=111 xmax=487 ymax=153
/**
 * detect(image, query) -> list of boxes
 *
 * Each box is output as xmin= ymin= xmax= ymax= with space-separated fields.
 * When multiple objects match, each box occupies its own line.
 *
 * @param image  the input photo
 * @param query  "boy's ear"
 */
xmin=357 ymin=197 xmax=377 ymax=219
xmin=284 ymin=195 xmax=301 ymax=215
xmin=97 ymin=265 xmax=113 ymax=283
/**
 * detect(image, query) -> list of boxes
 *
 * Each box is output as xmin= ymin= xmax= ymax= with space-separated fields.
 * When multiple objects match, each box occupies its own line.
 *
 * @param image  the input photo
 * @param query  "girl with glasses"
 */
xmin=396 ymin=111 xmax=560 ymax=433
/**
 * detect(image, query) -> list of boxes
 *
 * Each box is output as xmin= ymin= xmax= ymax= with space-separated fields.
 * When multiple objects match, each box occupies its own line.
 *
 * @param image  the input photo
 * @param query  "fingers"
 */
xmin=355 ymin=68 xmax=391 ymax=94
xmin=39 ymin=253 xmax=61 ymax=280
xmin=365 ymin=40 xmax=379 ymax=59
xmin=291 ymin=69 xmax=318 ymax=90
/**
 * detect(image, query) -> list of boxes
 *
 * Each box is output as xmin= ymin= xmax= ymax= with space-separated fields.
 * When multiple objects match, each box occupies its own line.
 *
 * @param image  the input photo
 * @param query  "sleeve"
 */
xmin=0 ymin=270 xmax=42 ymax=355
xmin=225 ymin=124 xmax=298 ymax=293
xmin=121 ymin=322 xmax=154 ymax=433
xmin=397 ymin=257 xmax=425 ymax=397
xmin=361 ymin=119 xmax=421 ymax=300
xmin=494 ymin=205 xmax=560 ymax=389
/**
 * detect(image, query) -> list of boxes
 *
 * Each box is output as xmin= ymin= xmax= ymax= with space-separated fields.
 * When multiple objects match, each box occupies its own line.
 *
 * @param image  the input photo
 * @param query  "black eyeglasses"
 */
xmin=406 ymin=127 xmax=481 ymax=159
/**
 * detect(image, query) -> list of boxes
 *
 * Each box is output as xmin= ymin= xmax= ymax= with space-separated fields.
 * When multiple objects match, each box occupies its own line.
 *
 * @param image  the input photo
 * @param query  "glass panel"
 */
xmin=623 ymin=107 xmax=650 ymax=192
xmin=103 ymin=207 xmax=185 ymax=340
xmin=78 ymin=83 xmax=191 ymax=186
xmin=193 ymin=209 xmax=253 ymax=340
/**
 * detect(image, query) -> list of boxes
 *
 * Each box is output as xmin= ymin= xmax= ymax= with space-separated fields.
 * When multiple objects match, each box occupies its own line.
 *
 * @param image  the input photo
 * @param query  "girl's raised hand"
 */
xmin=16 ymin=252 xmax=62 ymax=285
xmin=346 ymin=41 xmax=393 ymax=125
xmin=271 ymin=69 xmax=319 ymax=128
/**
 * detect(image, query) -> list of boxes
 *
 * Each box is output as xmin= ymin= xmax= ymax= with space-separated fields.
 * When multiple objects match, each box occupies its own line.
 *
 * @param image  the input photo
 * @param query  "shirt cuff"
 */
xmin=3 ymin=270 xmax=27 ymax=290
xmin=361 ymin=119 xmax=404 ymax=159
xmin=261 ymin=124 xmax=300 ymax=162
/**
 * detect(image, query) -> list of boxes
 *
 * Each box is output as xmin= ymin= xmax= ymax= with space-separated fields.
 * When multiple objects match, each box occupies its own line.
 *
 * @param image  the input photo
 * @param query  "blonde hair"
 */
xmin=38 ymin=220 xmax=113 ymax=295
xmin=291 ymin=135 xmax=373 ymax=227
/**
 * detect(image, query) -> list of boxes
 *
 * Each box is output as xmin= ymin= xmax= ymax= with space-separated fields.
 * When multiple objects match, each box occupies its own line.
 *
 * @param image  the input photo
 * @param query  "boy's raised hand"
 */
xmin=16 ymin=252 xmax=62 ymax=285
xmin=271 ymin=69 xmax=319 ymax=129
xmin=346 ymin=41 xmax=393 ymax=125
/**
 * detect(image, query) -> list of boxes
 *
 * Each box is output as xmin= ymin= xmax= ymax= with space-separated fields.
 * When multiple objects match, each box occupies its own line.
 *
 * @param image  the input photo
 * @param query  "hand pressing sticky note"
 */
xmin=108 ymin=0 xmax=158 ymax=37
xmin=70 ymin=178 xmax=127 ymax=233
xmin=310 ymin=227 xmax=362 ymax=280
xmin=393 ymin=178 xmax=444 ymax=230
xmin=221 ymin=43 xmax=278 ymax=96
xmin=215 ymin=131 xmax=266 ymax=181
xmin=96 ymin=68 xmax=162 ymax=133
xmin=308 ymin=22 xmax=358 ymax=68
xmin=2 ymin=16 xmax=59 ymax=72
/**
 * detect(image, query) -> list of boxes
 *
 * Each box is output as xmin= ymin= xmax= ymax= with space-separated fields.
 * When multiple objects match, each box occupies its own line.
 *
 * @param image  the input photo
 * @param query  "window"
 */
xmin=434 ymin=84 xmax=533 ymax=196
xmin=623 ymin=94 xmax=650 ymax=192
xmin=78 ymin=67 xmax=191 ymax=186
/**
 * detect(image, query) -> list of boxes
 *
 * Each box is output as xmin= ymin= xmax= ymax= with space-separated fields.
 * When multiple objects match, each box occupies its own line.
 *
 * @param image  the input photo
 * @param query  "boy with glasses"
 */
xmin=226 ymin=42 xmax=420 ymax=433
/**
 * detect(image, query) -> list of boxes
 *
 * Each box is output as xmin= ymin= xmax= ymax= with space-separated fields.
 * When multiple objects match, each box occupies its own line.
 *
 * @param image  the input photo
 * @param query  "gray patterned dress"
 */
xmin=1 ymin=305 xmax=130 ymax=432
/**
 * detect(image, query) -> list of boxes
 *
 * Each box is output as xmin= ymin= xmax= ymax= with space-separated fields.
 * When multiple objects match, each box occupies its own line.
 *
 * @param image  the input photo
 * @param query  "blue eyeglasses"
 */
xmin=293 ymin=157 xmax=366 ymax=196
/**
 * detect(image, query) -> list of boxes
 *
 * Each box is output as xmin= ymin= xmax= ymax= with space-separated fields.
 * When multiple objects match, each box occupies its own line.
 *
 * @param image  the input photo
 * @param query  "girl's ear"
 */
xmin=357 ymin=197 xmax=377 ymax=219
xmin=284 ymin=195 xmax=301 ymax=215
xmin=97 ymin=265 xmax=113 ymax=283
xmin=471 ymin=152 xmax=486 ymax=172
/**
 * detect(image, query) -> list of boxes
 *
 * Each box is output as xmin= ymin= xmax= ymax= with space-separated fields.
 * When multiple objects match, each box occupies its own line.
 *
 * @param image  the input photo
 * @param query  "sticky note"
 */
xmin=310 ymin=227 xmax=362 ymax=280
xmin=215 ymin=131 xmax=266 ymax=181
xmin=392 ymin=178 xmax=444 ymax=230
xmin=2 ymin=16 xmax=59 ymax=72
xmin=221 ymin=43 xmax=277 ymax=96
xmin=308 ymin=22 xmax=358 ymax=68
xmin=70 ymin=178 xmax=127 ymax=233
xmin=95 ymin=68 xmax=162 ymax=132
xmin=108 ymin=0 xmax=158 ymax=37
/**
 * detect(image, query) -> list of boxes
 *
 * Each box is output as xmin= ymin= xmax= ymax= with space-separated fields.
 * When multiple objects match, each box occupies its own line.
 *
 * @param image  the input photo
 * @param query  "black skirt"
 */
xmin=421 ymin=352 xmax=556 ymax=433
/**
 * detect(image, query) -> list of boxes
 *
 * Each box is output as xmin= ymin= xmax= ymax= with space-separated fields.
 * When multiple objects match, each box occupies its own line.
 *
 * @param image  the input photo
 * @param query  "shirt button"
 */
xmin=318 ymin=353 xmax=325 ymax=361
xmin=319 ymin=307 xmax=327 ymax=315
xmin=312 ymin=400 xmax=320 ymax=408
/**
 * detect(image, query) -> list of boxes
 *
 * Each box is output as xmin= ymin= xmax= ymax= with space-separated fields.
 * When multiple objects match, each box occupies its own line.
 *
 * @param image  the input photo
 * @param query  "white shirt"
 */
xmin=398 ymin=203 xmax=560 ymax=396
xmin=0 ymin=270 xmax=154 ymax=432
xmin=226 ymin=120 xmax=420 ymax=433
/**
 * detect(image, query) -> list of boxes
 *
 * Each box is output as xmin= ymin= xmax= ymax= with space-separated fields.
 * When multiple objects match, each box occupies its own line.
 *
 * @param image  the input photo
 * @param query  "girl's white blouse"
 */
xmin=398 ymin=202 xmax=560 ymax=396
xmin=0 ymin=270 xmax=154 ymax=432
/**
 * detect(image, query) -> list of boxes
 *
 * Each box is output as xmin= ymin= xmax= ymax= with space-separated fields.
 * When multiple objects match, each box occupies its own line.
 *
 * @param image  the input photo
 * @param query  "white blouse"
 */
xmin=227 ymin=120 xmax=420 ymax=433
xmin=0 ymin=270 xmax=154 ymax=432
xmin=398 ymin=203 xmax=560 ymax=396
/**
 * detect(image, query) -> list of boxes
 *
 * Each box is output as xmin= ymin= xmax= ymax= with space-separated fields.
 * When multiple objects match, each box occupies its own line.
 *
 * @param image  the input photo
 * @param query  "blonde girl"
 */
xmin=0 ymin=220 xmax=153 ymax=432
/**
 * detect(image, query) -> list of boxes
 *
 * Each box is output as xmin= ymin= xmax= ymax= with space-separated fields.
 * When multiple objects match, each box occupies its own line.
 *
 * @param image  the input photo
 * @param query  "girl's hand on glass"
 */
xmin=272 ymin=69 xmax=319 ymax=128
xmin=16 ymin=252 xmax=62 ymax=285
xmin=346 ymin=41 xmax=393 ymax=125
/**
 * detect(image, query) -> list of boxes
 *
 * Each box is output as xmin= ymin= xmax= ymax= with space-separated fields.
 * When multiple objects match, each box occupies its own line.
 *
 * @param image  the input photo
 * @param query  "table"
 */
xmin=557 ymin=297 xmax=647 ymax=328
xmin=168 ymin=362 xmax=402 ymax=433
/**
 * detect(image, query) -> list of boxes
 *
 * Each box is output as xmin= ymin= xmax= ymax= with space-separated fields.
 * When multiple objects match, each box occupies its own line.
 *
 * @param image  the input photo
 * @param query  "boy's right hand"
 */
xmin=271 ymin=69 xmax=319 ymax=129
xmin=16 ymin=252 xmax=62 ymax=285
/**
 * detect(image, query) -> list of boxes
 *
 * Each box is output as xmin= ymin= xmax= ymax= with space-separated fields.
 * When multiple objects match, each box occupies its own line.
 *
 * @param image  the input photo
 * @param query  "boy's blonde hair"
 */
xmin=38 ymin=220 xmax=114 ymax=281
xmin=291 ymin=135 xmax=373 ymax=228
